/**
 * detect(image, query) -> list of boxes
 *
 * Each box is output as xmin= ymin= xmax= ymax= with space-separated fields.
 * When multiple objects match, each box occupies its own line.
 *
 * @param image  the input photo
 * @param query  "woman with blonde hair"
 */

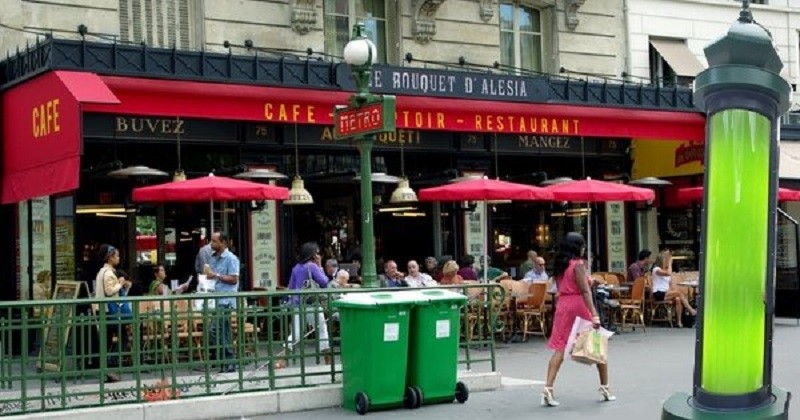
xmin=651 ymin=250 xmax=696 ymax=327
xmin=439 ymin=260 xmax=464 ymax=285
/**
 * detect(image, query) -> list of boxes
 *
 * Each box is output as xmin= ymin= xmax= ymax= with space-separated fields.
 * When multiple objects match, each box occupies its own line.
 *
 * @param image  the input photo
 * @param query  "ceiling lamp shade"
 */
xmin=172 ymin=169 xmax=187 ymax=182
xmin=285 ymin=176 xmax=314 ymax=205
xmin=390 ymin=177 xmax=419 ymax=203
xmin=108 ymin=165 xmax=169 ymax=179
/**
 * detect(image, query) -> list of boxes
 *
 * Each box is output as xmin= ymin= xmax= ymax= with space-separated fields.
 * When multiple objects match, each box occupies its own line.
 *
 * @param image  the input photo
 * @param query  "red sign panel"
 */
xmin=335 ymin=102 xmax=385 ymax=138
xmin=84 ymin=76 xmax=706 ymax=142
xmin=1 ymin=71 xmax=119 ymax=203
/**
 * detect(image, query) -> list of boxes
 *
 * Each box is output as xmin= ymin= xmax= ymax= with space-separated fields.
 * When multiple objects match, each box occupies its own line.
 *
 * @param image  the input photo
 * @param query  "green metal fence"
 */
xmin=0 ymin=284 xmax=503 ymax=416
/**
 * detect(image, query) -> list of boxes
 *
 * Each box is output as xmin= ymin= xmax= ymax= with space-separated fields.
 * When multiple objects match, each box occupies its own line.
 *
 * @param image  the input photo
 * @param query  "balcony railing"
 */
xmin=0 ymin=37 xmax=697 ymax=111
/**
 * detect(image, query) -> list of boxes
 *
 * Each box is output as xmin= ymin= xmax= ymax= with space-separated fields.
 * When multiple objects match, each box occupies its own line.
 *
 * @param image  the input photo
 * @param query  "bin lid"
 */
xmin=331 ymin=291 xmax=421 ymax=308
xmin=406 ymin=289 xmax=468 ymax=305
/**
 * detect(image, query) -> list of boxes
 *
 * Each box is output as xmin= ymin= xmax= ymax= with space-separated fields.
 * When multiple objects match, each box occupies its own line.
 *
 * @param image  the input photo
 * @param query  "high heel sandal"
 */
xmin=541 ymin=386 xmax=560 ymax=407
xmin=599 ymin=385 xmax=617 ymax=402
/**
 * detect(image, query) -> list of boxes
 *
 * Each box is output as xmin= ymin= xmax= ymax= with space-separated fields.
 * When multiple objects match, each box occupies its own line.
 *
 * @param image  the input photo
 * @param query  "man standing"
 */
xmin=518 ymin=250 xmax=538 ymax=279
xmin=627 ymin=250 xmax=652 ymax=283
xmin=204 ymin=231 xmax=240 ymax=373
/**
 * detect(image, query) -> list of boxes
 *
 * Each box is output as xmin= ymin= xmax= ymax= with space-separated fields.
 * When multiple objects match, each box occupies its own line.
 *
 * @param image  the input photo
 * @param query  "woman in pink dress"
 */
xmin=542 ymin=232 xmax=615 ymax=407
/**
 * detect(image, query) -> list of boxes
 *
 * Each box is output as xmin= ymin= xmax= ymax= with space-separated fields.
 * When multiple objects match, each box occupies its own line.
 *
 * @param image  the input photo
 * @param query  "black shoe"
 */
xmin=105 ymin=373 xmax=120 ymax=383
xmin=219 ymin=365 xmax=236 ymax=373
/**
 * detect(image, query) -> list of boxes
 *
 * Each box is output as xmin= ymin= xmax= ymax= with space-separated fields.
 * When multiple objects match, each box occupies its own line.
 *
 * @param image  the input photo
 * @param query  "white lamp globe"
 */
xmin=344 ymin=37 xmax=377 ymax=67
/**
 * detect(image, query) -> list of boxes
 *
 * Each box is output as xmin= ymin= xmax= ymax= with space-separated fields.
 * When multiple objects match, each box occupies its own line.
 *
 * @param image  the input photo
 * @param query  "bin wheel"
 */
xmin=403 ymin=386 xmax=419 ymax=409
xmin=454 ymin=381 xmax=469 ymax=403
xmin=412 ymin=386 xmax=424 ymax=408
xmin=355 ymin=392 xmax=370 ymax=415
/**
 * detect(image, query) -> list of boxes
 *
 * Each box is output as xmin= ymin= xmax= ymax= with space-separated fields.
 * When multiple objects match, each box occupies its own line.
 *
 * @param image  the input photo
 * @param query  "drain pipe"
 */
xmin=622 ymin=0 xmax=632 ymax=81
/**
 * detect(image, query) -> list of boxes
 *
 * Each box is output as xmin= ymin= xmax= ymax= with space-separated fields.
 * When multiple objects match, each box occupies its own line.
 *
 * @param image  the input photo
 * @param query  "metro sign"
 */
xmin=333 ymin=95 xmax=396 ymax=140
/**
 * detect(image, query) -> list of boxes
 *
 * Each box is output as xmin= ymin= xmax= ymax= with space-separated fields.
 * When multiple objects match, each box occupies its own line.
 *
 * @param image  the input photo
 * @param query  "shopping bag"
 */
xmin=570 ymin=330 xmax=608 ymax=365
xmin=565 ymin=316 xmax=593 ymax=356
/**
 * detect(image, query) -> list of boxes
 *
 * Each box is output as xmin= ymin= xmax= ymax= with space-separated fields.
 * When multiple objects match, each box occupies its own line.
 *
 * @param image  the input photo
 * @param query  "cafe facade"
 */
xmin=0 ymin=38 xmax=705 ymax=302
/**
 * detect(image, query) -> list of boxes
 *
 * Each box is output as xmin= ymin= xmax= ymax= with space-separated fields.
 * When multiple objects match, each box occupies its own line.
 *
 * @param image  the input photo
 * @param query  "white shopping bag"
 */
xmin=192 ymin=291 xmax=215 ymax=311
xmin=565 ymin=316 xmax=614 ymax=359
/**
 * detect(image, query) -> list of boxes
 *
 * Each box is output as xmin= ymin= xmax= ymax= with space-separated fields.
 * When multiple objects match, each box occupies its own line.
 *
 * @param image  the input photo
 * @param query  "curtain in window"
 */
xmin=324 ymin=0 xmax=387 ymax=62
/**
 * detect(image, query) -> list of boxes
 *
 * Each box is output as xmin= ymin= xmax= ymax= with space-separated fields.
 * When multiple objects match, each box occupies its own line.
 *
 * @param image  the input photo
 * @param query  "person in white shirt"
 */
xmin=405 ymin=260 xmax=438 ymax=287
xmin=523 ymin=257 xmax=557 ymax=294
xmin=652 ymin=250 xmax=696 ymax=327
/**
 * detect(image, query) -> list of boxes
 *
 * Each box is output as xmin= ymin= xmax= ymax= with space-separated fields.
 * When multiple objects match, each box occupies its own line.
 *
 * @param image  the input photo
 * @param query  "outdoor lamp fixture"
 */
xmin=107 ymin=166 xmax=169 ymax=179
xmin=541 ymin=176 xmax=574 ymax=186
xmin=390 ymin=139 xmax=418 ymax=203
xmin=629 ymin=176 xmax=672 ymax=186
xmin=234 ymin=168 xmax=288 ymax=181
xmin=662 ymin=1 xmax=792 ymax=418
xmin=173 ymin=116 xmax=186 ymax=182
xmin=336 ymin=22 xmax=396 ymax=288
xmin=284 ymin=124 xmax=314 ymax=205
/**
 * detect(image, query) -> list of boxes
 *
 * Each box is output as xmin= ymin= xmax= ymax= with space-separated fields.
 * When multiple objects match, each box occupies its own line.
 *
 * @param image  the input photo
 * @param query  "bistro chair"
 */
xmin=619 ymin=277 xmax=646 ymax=333
xmin=645 ymin=275 xmax=675 ymax=328
xmin=517 ymin=282 xmax=548 ymax=340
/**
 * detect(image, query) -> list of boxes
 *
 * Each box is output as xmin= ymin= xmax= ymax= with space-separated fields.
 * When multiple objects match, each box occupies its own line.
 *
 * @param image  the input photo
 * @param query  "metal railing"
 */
xmin=0 ymin=284 xmax=503 ymax=416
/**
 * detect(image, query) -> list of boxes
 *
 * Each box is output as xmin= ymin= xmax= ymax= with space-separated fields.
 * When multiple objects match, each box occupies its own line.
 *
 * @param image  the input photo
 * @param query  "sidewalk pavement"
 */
xmin=253 ymin=320 xmax=800 ymax=420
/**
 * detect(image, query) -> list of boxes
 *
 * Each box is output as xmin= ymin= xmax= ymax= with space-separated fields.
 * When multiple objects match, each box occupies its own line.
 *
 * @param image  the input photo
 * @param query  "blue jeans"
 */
xmin=210 ymin=303 xmax=234 ymax=362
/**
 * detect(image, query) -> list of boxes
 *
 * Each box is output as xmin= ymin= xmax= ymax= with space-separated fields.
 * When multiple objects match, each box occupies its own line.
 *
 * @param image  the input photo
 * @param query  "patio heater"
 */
xmin=662 ymin=1 xmax=791 ymax=418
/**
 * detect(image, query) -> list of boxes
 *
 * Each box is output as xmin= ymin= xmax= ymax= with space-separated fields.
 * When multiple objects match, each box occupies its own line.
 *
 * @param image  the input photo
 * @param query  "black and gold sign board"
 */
xmin=38 ymin=281 xmax=87 ymax=372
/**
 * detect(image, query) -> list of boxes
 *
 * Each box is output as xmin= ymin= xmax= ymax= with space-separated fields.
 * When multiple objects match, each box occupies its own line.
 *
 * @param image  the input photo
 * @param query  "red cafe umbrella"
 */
xmin=419 ymin=177 xmax=553 ymax=282
xmin=133 ymin=174 xmax=289 ymax=232
xmin=418 ymin=177 xmax=553 ymax=202
xmin=677 ymin=186 xmax=800 ymax=202
xmin=543 ymin=178 xmax=655 ymax=272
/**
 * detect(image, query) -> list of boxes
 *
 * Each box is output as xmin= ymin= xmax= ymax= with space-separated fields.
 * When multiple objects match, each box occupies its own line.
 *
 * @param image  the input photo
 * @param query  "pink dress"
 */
xmin=547 ymin=258 xmax=593 ymax=351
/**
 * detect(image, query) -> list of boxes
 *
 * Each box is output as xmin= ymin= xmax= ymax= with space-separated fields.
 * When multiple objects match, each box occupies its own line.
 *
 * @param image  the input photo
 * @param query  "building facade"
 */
xmin=1 ymin=0 xmax=705 ymax=304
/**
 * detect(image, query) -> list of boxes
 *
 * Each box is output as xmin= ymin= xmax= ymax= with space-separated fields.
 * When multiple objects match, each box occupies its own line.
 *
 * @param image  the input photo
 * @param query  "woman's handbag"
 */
xmin=570 ymin=329 xmax=608 ymax=365
xmin=302 ymin=266 xmax=320 ymax=305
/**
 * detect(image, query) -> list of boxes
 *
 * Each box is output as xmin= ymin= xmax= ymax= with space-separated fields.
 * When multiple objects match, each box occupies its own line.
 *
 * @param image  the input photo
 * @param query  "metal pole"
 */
xmin=358 ymin=136 xmax=377 ymax=287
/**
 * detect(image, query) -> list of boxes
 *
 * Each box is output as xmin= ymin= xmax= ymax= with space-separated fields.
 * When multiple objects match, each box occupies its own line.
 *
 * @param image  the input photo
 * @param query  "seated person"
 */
xmin=523 ymin=257 xmax=557 ymax=294
xmin=404 ymin=260 xmax=438 ymax=287
xmin=457 ymin=255 xmax=478 ymax=281
xmin=149 ymin=264 xmax=189 ymax=296
xmin=378 ymin=260 xmax=407 ymax=287
xmin=477 ymin=256 xmax=510 ymax=282
xmin=652 ymin=250 xmax=697 ymax=328
xmin=439 ymin=260 xmax=464 ymax=285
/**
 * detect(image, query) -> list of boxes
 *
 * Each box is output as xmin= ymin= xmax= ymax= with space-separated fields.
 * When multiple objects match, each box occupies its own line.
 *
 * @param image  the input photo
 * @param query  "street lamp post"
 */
xmin=338 ymin=23 xmax=396 ymax=288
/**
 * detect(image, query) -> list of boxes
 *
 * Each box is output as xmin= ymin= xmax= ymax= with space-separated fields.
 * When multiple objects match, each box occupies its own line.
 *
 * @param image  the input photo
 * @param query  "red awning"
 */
xmin=83 ymin=75 xmax=705 ymax=142
xmin=1 ymin=71 xmax=119 ymax=204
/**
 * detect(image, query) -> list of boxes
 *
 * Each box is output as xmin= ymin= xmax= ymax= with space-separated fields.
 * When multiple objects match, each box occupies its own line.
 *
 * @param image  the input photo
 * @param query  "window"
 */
xmin=499 ymin=2 xmax=543 ymax=73
xmin=649 ymin=44 xmax=678 ymax=87
xmin=119 ymin=0 xmax=203 ymax=49
xmin=324 ymin=0 xmax=391 ymax=63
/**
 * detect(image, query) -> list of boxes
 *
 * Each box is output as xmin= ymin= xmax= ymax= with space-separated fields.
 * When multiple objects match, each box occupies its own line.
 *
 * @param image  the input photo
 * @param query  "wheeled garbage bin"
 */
xmin=331 ymin=292 xmax=420 ymax=415
xmin=406 ymin=289 xmax=469 ymax=405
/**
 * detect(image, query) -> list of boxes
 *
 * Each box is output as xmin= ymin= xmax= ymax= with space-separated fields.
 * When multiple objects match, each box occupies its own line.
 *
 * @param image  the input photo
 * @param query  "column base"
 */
xmin=662 ymin=388 xmax=790 ymax=420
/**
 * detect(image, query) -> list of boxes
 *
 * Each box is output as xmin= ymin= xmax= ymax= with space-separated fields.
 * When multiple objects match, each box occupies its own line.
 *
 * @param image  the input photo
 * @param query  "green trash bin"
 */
xmin=406 ymin=289 xmax=469 ymax=405
xmin=331 ymin=292 xmax=420 ymax=415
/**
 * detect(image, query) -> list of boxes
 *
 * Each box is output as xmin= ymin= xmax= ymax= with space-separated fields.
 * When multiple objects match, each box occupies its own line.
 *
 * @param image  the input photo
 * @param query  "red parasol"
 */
xmin=418 ymin=178 xmax=553 ymax=202
xmin=132 ymin=174 xmax=288 ymax=202
xmin=543 ymin=178 xmax=654 ymax=273
xmin=132 ymin=174 xmax=288 ymax=234
xmin=677 ymin=186 xmax=800 ymax=202
xmin=418 ymin=178 xmax=552 ymax=282
xmin=543 ymin=178 xmax=655 ymax=202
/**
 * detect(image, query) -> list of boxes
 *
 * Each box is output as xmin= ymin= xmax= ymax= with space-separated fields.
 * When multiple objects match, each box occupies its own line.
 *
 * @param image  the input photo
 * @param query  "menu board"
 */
xmin=38 ymin=281 xmax=86 ymax=372
xmin=55 ymin=217 xmax=75 ymax=282
xmin=463 ymin=202 xmax=486 ymax=260
xmin=249 ymin=202 xmax=280 ymax=290
xmin=605 ymin=201 xmax=627 ymax=273
xmin=777 ymin=218 xmax=798 ymax=269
